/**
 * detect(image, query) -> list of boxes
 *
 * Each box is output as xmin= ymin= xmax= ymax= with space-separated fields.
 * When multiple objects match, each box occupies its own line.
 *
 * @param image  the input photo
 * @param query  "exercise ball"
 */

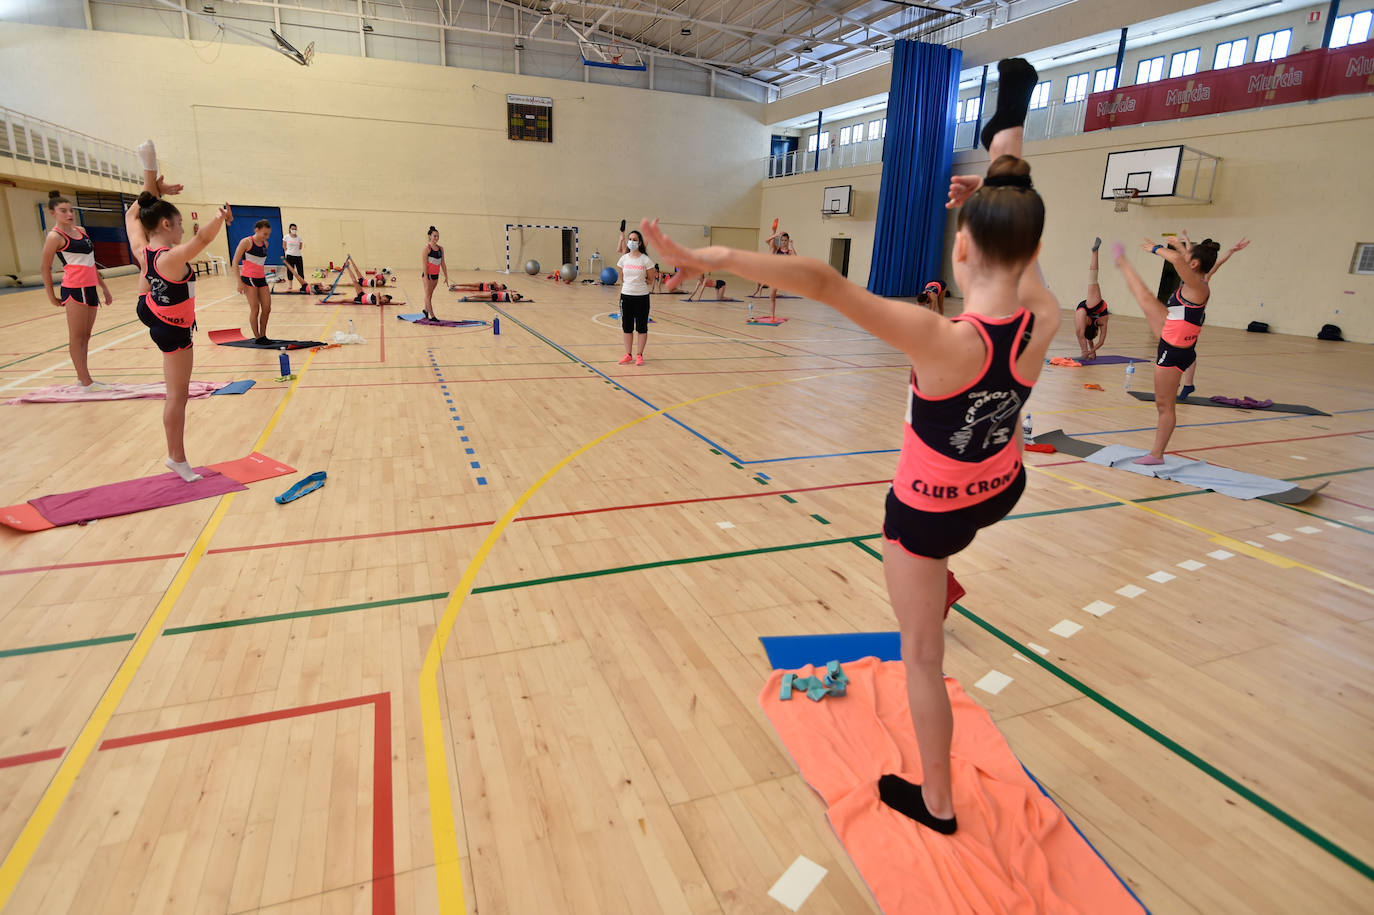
xmin=559 ymin=263 xmax=578 ymax=283
xmin=524 ymin=259 xmax=540 ymax=275
xmin=599 ymin=266 xmax=618 ymax=285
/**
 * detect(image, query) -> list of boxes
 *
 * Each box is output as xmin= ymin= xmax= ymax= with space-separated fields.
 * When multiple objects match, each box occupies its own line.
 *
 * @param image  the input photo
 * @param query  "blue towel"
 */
xmin=761 ymin=631 xmax=901 ymax=670
xmin=1085 ymin=445 xmax=1291 ymax=499
xmin=210 ymin=379 xmax=256 ymax=396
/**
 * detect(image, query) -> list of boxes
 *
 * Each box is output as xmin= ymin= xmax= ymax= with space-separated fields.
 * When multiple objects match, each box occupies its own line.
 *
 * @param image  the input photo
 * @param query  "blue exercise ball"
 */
xmin=599 ymin=267 xmax=618 ymax=285
xmin=524 ymin=259 xmax=540 ymax=275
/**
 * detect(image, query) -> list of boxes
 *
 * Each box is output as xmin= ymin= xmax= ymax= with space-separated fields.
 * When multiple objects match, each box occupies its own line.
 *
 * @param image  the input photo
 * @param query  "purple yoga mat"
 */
xmin=1079 ymin=354 xmax=1147 ymax=365
xmin=29 ymin=469 xmax=246 ymax=526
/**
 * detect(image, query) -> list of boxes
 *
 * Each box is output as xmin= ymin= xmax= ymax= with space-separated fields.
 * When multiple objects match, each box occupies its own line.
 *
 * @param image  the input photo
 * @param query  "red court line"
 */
xmin=0 ymin=553 xmax=184 ymax=577
xmin=8 ymin=693 xmax=396 ymax=915
xmin=1321 ymin=494 xmax=1374 ymax=511
xmin=0 ymin=312 xmax=63 ymax=332
xmin=0 ymin=748 xmax=65 ymax=769
xmin=292 ymin=363 xmax=911 ymax=391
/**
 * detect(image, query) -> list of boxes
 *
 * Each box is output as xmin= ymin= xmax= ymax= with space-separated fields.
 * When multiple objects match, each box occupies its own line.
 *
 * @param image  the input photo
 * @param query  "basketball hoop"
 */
xmin=1112 ymin=188 xmax=1139 ymax=213
xmin=578 ymin=37 xmax=646 ymax=71
xmin=821 ymin=208 xmax=840 ymax=219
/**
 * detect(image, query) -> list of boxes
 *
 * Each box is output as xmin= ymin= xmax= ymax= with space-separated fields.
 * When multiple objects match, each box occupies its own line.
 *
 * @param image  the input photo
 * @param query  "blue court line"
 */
xmin=742 ymin=448 xmax=899 ymax=465
xmin=489 ymin=303 xmax=746 ymax=462
xmin=744 ymin=406 xmax=1374 ymax=465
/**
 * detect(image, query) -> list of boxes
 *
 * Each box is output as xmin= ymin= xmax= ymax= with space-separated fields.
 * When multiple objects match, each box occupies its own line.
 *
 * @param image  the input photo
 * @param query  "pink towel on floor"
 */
xmin=5 ymin=381 xmax=226 ymax=404
xmin=28 ymin=469 xmax=246 ymax=526
xmin=759 ymin=658 xmax=1143 ymax=914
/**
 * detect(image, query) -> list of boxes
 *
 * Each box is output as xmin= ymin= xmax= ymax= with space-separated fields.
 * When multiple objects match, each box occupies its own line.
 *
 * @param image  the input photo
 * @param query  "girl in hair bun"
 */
xmin=642 ymin=59 xmax=1060 ymax=838
xmin=420 ymin=226 xmax=448 ymax=320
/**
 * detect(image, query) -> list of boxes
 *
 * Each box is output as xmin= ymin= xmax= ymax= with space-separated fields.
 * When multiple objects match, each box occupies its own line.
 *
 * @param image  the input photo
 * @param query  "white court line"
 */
xmin=1295 ymin=526 xmax=1322 ymax=535
xmin=1115 ymin=584 xmax=1146 ymax=599
xmin=974 ymin=670 xmax=1014 ymax=695
xmin=768 ymin=856 xmax=827 ymax=912
xmin=1267 ymin=532 xmax=1292 ymax=542
xmin=1147 ymin=570 xmax=1176 ymax=584
xmin=1177 ymin=559 xmax=1207 ymax=571
xmin=1207 ymin=550 xmax=1235 ymax=560
xmin=1026 ymin=642 xmax=1050 ymax=656
xmin=0 ymin=293 xmax=238 ymax=395
xmin=1083 ymin=600 xmax=1115 ymax=617
xmin=1050 ymin=620 xmax=1083 ymax=638
xmin=716 ymin=521 xmax=735 ymax=529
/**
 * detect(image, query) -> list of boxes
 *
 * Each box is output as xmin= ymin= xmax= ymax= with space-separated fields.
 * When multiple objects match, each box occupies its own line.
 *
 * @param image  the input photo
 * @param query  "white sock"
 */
xmin=137 ymin=139 xmax=158 ymax=171
xmin=81 ymin=381 xmax=110 ymax=392
xmin=165 ymin=457 xmax=203 ymax=482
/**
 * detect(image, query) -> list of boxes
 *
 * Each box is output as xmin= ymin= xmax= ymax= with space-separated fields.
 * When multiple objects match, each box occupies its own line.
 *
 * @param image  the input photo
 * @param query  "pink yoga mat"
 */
xmin=27 ymin=470 xmax=246 ymax=527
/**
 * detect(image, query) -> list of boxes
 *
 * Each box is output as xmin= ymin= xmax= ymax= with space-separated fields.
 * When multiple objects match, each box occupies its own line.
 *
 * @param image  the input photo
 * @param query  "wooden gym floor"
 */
xmin=0 ymin=268 xmax=1370 ymax=914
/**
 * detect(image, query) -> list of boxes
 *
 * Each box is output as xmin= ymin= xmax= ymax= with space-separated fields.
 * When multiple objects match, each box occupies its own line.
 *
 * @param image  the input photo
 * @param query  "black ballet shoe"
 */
xmin=980 ymin=58 xmax=1039 ymax=151
xmin=878 ymin=774 xmax=958 ymax=835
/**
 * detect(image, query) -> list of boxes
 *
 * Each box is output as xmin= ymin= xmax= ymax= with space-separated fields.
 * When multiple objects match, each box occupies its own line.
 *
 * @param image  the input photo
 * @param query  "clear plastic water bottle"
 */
xmin=1022 ymin=413 xmax=1033 ymax=439
xmin=348 ymin=319 xmax=355 ymax=335
xmin=747 ymin=300 xmax=754 ymax=318
xmin=1125 ymin=363 xmax=1135 ymax=390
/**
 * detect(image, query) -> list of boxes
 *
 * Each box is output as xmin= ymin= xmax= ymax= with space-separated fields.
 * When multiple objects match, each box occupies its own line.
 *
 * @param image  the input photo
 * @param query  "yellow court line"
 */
xmin=420 ymin=367 xmax=887 ymax=912
xmin=1029 ymin=463 xmax=1374 ymax=597
xmin=0 ymin=306 xmax=343 ymax=909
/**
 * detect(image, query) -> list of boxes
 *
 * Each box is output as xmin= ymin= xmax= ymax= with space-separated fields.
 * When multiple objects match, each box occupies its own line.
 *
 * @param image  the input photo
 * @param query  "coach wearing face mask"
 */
xmin=615 ymin=224 xmax=658 ymax=367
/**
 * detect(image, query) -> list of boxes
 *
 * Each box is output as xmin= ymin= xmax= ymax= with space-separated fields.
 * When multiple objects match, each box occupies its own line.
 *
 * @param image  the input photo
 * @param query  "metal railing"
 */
xmin=0 ymin=106 xmax=142 ymax=186
xmin=767 ymin=97 xmax=1091 ymax=176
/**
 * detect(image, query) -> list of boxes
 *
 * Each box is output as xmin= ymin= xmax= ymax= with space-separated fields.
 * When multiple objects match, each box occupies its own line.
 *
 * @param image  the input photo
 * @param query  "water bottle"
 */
xmin=747 ymin=300 xmax=754 ymax=318
xmin=1022 ymin=413 xmax=1033 ymax=439
xmin=278 ymin=352 xmax=290 ymax=376
xmin=348 ymin=319 xmax=355 ymax=335
xmin=493 ymin=316 xmax=501 ymax=335
xmin=1125 ymin=363 xmax=1135 ymax=390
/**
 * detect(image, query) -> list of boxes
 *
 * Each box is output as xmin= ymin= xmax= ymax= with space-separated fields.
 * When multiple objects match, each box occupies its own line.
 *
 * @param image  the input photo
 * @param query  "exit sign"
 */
xmin=1308 ymin=10 xmax=1320 ymax=22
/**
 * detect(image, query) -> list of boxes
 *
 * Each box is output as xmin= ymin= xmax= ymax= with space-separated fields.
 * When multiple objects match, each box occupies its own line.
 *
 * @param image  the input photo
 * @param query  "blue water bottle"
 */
xmin=1022 ymin=413 xmax=1033 ymax=439
xmin=493 ymin=316 xmax=501 ymax=335
xmin=278 ymin=352 xmax=290 ymax=376
xmin=1124 ymin=363 xmax=1135 ymax=390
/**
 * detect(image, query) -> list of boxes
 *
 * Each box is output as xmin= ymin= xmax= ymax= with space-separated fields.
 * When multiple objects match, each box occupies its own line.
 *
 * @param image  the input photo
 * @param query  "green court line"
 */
xmin=0 ymin=633 xmax=136 ymax=659
xmin=811 ymin=514 xmax=830 ymax=525
xmin=6 ymin=463 xmax=1369 ymax=658
xmin=847 ymin=541 xmax=1374 ymax=881
xmin=1275 ymin=503 xmax=1374 ymax=536
xmin=0 ymin=318 xmax=141 ymax=370
xmin=853 ymin=540 xmax=884 ymax=560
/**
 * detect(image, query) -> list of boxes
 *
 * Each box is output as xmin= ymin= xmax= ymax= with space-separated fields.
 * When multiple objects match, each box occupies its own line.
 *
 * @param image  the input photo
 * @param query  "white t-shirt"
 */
xmin=283 ymin=234 xmax=303 ymax=256
xmin=618 ymin=252 xmax=654 ymax=296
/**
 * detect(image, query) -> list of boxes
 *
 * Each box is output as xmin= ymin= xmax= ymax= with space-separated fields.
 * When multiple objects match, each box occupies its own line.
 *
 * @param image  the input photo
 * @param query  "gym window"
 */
xmin=1135 ymin=56 xmax=1164 ymax=84
xmin=868 ymin=118 xmax=882 ymax=139
xmin=1092 ymin=67 xmax=1117 ymax=94
xmin=1214 ymin=38 xmax=1248 ymax=69
xmin=962 ymin=97 xmax=981 ymax=123
xmin=820 ymin=130 xmax=831 ymax=148
xmin=1331 ymin=10 xmax=1372 ymax=49
xmin=1255 ymin=28 xmax=1292 ymax=62
xmin=839 ymin=126 xmax=851 ymax=145
xmin=852 ymin=122 xmax=865 ymax=142
xmin=1064 ymin=73 xmax=1089 ymax=103
xmin=807 ymin=134 xmax=818 ymax=152
xmin=1169 ymin=48 xmax=1200 ymax=78
xmin=1353 ymin=243 xmax=1374 ymax=275
xmin=1029 ymin=81 xmax=1051 ymax=109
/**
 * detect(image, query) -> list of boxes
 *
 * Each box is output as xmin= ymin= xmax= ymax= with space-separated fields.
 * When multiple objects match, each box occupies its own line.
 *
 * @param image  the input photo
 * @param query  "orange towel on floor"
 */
xmin=759 ymin=658 xmax=1143 ymax=914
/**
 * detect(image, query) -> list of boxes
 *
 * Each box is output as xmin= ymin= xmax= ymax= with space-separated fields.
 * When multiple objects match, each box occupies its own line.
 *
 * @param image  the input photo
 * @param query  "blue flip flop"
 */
xmin=275 ymin=471 xmax=326 ymax=504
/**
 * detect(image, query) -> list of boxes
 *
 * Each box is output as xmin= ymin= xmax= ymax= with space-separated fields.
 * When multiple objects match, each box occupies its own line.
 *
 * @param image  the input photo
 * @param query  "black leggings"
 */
xmin=284 ymin=254 xmax=305 ymax=281
xmin=620 ymin=293 xmax=650 ymax=334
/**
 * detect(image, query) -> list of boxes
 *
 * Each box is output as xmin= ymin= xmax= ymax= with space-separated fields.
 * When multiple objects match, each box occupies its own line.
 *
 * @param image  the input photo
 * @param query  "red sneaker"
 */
xmin=634 ymin=354 xmax=644 ymax=366
xmin=618 ymin=353 xmax=634 ymax=365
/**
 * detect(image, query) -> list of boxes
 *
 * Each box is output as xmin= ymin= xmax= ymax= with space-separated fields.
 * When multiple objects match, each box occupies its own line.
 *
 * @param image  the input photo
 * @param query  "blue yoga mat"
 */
xmin=760 ymin=631 xmax=901 ymax=670
xmin=211 ymin=379 xmax=256 ymax=396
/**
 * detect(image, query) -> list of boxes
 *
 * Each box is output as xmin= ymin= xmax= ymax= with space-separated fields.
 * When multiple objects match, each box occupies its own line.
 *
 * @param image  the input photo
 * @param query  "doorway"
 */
xmin=828 ymin=237 xmax=851 ymax=277
xmin=561 ymin=229 xmax=576 ymax=269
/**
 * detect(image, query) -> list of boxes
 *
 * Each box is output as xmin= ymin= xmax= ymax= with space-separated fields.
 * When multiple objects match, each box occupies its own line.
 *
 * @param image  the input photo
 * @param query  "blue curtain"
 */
xmin=868 ymin=41 xmax=962 ymax=297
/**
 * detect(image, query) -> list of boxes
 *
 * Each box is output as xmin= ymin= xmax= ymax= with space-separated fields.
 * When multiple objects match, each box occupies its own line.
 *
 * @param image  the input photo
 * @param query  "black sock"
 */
xmin=620 ymin=218 xmax=627 ymax=232
xmin=1092 ymin=237 xmax=1102 ymax=252
xmin=1178 ymin=384 xmax=1195 ymax=401
xmin=878 ymin=774 xmax=957 ymax=835
xmin=980 ymin=58 xmax=1039 ymax=151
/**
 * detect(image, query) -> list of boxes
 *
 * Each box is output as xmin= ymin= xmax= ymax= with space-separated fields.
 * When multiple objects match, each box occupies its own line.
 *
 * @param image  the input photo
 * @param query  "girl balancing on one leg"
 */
xmin=420 ymin=226 xmax=448 ymax=321
xmin=1111 ymin=234 xmax=1220 ymax=464
xmin=40 ymin=195 xmax=114 ymax=390
xmin=764 ymin=226 xmax=797 ymax=320
xmin=1169 ymin=230 xmax=1249 ymax=400
xmin=232 ymin=220 xmax=274 ymax=343
xmin=643 ymin=59 xmax=1056 ymax=836
xmin=126 ymin=139 xmax=229 ymax=483
xmin=1073 ymin=237 xmax=1110 ymax=360
xmin=615 ymin=228 xmax=658 ymax=365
